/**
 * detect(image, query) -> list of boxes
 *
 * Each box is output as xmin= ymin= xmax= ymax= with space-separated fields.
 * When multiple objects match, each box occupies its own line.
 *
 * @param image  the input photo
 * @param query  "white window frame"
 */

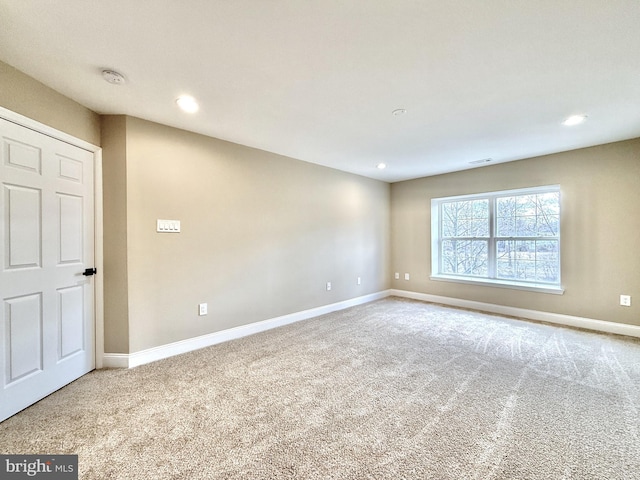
xmin=430 ymin=185 xmax=564 ymax=294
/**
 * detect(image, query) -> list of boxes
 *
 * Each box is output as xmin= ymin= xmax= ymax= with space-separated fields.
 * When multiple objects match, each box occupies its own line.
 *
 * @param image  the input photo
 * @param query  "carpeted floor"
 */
xmin=1 ymin=297 xmax=639 ymax=479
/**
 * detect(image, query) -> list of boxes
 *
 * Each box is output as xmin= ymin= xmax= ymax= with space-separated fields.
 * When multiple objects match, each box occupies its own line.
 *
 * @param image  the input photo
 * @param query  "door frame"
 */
xmin=0 ymin=106 xmax=105 ymax=369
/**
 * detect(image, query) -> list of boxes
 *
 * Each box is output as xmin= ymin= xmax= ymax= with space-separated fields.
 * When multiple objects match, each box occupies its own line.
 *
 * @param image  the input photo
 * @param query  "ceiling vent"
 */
xmin=469 ymin=158 xmax=493 ymax=165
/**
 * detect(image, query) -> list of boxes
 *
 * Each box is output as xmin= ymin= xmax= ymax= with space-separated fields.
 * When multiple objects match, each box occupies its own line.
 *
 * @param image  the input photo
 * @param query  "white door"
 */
xmin=0 ymin=118 xmax=95 ymax=422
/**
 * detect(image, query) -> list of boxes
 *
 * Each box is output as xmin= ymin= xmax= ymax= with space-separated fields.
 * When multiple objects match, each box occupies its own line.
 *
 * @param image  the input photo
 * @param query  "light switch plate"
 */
xmin=157 ymin=219 xmax=181 ymax=233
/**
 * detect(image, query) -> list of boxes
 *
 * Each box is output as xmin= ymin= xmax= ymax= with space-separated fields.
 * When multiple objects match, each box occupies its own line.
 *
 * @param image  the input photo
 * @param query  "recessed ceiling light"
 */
xmin=562 ymin=114 xmax=587 ymax=126
xmin=377 ymin=163 xmax=387 ymax=169
xmin=102 ymin=69 xmax=126 ymax=85
xmin=392 ymin=109 xmax=406 ymax=116
xmin=176 ymin=95 xmax=199 ymax=113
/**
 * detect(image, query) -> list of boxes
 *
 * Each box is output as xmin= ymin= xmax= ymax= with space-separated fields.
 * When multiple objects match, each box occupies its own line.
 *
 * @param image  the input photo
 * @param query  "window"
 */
xmin=431 ymin=186 xmax=562 ymax=293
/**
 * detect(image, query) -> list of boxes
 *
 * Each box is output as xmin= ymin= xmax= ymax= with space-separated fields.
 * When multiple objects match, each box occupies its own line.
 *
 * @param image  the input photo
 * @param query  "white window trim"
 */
xmin=429 ymin=274 xmax=565 ymax=294
xmin=431 ymin=185 xmax=563 ymax=294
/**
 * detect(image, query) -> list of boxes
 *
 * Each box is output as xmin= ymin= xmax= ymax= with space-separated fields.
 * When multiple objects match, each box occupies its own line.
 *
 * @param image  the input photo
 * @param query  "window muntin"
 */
xmin=432 ymin=186 xmax=560 ymax=290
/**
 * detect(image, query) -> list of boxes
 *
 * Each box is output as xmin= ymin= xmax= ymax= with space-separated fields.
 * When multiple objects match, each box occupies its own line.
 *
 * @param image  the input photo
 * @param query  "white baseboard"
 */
xmin=389 ymin=289 xmax=640 ymax=339
xmin=102 ymin=288 xmax=639 ymax=368
xmin=101 ymin=353 xmax=130 ymax=369
xmin=102 ymin=291 xmax=390 ymax=369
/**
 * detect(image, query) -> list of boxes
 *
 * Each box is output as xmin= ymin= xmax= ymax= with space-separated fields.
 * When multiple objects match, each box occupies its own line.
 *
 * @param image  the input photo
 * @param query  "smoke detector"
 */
xmin=102 ymin=70 xmax=126 ymax=85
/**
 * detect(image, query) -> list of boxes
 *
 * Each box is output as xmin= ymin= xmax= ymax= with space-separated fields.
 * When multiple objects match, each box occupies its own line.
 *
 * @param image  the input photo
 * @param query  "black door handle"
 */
xmin=83 ymin=268 xmax=97 ymax=276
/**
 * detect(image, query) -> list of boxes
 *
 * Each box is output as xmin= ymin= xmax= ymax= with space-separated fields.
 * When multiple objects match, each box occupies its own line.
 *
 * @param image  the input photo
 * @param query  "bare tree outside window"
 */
xmin=441 ymin=199 xmax=489 ymax=276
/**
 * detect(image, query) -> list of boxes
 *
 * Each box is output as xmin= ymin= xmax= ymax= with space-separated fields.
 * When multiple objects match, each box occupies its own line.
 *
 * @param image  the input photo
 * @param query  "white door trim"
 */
xmin=0 ymin=106 xmax=105 ymax=369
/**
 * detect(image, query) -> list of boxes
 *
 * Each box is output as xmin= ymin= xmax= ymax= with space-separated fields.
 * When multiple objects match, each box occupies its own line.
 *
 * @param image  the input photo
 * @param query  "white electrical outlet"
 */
xmin=620 ymin=295 xmax=631 ymax=307
xmin=357 ymin=276 xmax=361 ymax=285
xmin=404 ymin=273 xmax=410 ymax=281
xmin=394 ymin=272 xmax=400 ymax=280
xmin=326 ymin=282 xmax=332 ymax=291
xmin=199 ymin=303 xmax=208 ymax=315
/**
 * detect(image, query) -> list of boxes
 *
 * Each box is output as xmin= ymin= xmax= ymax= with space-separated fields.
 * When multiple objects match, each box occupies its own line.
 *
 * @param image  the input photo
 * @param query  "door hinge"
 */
xmin=82 ymin=268 xmax=97 ymax=276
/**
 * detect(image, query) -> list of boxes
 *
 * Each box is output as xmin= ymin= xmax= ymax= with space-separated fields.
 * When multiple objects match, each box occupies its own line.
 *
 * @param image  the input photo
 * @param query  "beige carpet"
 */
xmin=1 ymin=297 xmax=639 ymax=479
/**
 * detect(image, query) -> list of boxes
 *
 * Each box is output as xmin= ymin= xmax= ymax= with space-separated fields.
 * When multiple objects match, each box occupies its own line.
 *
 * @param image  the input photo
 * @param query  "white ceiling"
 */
xmin=1 ymin=1 xmax=640 ymax=182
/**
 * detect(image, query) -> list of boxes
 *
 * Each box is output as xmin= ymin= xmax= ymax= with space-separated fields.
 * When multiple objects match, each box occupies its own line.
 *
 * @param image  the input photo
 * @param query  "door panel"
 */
xmin=58 ymin=193 xmax=83 ymax=264
xmin=4 ymin=185 xmax=42 ymax=269
xmin=58 ymin=286 xmax=84 ymax=359
xmin=0 ymin=118 xmax=95 ymax=422
xmin=5 ymin=293 xmax=42 ymax=382
xmin=5 ymin=138 xmax=41 ymax=173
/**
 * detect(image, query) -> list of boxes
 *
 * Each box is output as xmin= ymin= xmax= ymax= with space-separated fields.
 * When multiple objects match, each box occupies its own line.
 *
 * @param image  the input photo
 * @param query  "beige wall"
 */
xmin=108 ymin=116 xmax=390 ymax=353
xmin=390 ymin=139 xmax=640 ymax=326
xmin=0 ymin=61 xmax=100 ymax=145
xmin=101 ymin=116 xmax=130 ymax=353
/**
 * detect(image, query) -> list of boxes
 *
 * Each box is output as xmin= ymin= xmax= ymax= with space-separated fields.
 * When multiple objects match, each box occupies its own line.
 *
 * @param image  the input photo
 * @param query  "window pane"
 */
xmin=536 ymin=240 xmax=559 ymax=282
xmin=442 ymin=240 xmax=488 ymax=276
xmin=496 ymin=239 xmax=517 ymax=279
xmin=496 ymin=239 xmax=559 ymax=283
xmin=497 ymin=192 xmax=559 ymax=238
xmin=537 ymin=214 xmax=559 ymax=236
xmin=469 ymin=219 xmax=485 ymax=237
xmin=442 ymin=202 xmax=460 ymax=237
xmin=537 ymin=192 xmax=560 ymax=215
xmin=441 ymin=200 xmax=488 ymax=237
xmin=516 ymin=214 xmax=537 ymax=236
xmin=536 ymin=191 xmax=560 ymax=236
xmin=517 ymin=195 xmax=536 ymax=214
xmin=497 ymin=240 xmax=535 ymax=280
xmin=496 ymin=196 xmax=516 ymax=236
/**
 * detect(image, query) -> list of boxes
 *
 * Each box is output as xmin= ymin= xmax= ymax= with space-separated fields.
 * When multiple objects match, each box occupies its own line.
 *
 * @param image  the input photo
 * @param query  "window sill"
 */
xmin=430 ymin=275 xmax=565 ymax=295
